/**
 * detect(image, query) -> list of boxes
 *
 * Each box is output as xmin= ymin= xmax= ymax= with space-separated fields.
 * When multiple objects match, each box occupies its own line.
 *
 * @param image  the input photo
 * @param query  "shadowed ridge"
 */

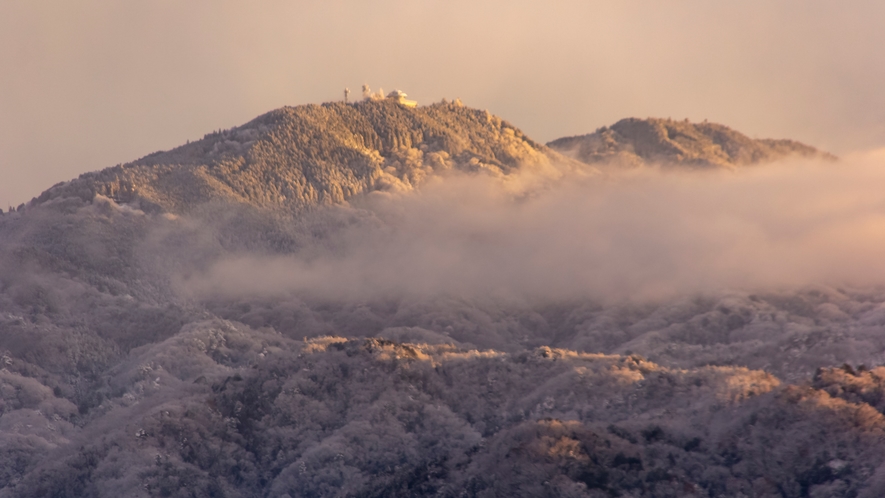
xmin=548 ymin=117 xmax=837 ymax=169
xmin=33 ymin=100 xmax=578 ymax=215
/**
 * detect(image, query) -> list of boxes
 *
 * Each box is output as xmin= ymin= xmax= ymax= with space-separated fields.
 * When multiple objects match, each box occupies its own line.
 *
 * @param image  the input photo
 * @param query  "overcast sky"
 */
xmin=1 ymin=0 xmax=884 ymax=207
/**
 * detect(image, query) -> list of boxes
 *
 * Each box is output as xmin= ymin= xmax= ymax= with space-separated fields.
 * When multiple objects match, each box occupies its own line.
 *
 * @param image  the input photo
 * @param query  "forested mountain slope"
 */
xmin=35 ymin=100 xmax=572 ymax=215
xmin=548 ymin=117 xmax=836 ymax=169
xmin=1 ymin=99 xmax=883 ymax=497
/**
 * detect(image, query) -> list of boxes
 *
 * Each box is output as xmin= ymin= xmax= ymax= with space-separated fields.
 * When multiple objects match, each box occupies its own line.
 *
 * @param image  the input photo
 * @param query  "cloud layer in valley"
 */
xmin=184 ymin=151 xmax=885 ymax=303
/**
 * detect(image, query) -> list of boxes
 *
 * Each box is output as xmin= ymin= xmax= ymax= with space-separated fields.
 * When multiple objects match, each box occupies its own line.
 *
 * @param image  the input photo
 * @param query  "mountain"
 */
xmin=35 ymin=99 xmax=575 ymax=215
xmin=2 ymin=99 xmax=884 ymax=497
xmin=29 ymin=109 xmax=837 ymax=218
xmin=547 ymin=117 xmax=836 ymax=169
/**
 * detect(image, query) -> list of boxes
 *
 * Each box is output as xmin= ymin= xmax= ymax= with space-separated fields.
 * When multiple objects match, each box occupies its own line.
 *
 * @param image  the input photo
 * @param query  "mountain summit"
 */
xmin=548 ymin=117 xmax=835 ymax=169
xmin=31 ymin=104 xmax=836 ymax=216
xmin=37 ymin=100 xmax=570 ymax=214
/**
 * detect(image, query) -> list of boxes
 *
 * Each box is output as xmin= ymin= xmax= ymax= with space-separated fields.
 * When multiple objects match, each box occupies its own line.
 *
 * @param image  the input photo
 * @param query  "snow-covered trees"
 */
xmin=0 ymin=100 xmax=878 ymax=496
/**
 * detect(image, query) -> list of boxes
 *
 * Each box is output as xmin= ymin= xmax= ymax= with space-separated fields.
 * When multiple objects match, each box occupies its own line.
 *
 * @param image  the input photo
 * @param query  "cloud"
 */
xmin=181 ymin=151 xmax=885 ymax=303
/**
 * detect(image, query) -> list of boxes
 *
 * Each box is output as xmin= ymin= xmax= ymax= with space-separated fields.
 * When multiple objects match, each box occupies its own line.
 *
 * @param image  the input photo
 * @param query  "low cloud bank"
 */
xmin=184 ymin=150 xmax=885 ymax=302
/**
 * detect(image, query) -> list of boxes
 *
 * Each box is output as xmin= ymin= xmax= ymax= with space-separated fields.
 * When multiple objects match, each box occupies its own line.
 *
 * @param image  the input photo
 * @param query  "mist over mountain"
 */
xmin=548 ymin=117 xmax=836 ymax=169
xmin=2 ymin=98 xmax=885 ymax=497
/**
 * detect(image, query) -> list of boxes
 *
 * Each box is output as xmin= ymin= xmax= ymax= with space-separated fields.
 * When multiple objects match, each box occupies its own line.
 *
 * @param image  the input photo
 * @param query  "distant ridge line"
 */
xmin=547 ymin=117 xmax=835 ymax=169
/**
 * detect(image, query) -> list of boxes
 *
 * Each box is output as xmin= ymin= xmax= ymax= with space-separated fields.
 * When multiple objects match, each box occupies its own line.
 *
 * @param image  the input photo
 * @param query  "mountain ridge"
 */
xmin=548 ymin=117 xmax=836 ymax=169
xmin=25 ymin=102 xmax=837 ymax=219
xmin=34 ymin=100 xmax=576 ymax=215
xmin=2 ymin=100 xmax=885 ymax=497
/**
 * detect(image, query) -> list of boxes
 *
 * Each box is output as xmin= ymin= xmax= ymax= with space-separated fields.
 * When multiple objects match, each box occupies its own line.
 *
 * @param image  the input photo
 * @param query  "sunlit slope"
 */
xmin=548 ymin=117 xmax=836 ymax=169
xmin=36 ymin=100 xmax=573 ymax=214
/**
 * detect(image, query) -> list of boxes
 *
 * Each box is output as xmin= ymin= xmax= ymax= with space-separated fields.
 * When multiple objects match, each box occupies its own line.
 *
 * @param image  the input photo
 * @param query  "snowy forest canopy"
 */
xmin=1 ymin=101 xmax=885 ymax=497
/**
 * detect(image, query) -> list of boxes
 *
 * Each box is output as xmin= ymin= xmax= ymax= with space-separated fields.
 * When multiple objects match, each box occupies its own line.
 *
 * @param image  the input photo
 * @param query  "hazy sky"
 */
xmin=2 ymin=1 xmax=884 ymax=207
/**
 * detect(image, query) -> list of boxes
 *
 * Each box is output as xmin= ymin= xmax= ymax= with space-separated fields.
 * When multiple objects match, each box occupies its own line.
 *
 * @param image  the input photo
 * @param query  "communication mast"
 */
xmin=344 ymin=88 xmax=350 ymax=104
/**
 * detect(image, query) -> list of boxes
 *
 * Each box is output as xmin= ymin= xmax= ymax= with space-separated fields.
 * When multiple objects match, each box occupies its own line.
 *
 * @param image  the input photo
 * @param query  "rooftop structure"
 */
xmin=387 ymin=89 xmax=417 ymax=108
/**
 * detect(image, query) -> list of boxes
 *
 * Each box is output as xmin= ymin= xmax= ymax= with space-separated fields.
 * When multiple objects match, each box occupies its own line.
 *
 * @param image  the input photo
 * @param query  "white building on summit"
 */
xmin=387 ymin=89 xmax=417 ymax=108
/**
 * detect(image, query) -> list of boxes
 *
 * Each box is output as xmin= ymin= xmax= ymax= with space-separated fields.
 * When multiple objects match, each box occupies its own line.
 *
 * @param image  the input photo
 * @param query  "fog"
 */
xmin=183 ymin=151 xmax=885 ymax=303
